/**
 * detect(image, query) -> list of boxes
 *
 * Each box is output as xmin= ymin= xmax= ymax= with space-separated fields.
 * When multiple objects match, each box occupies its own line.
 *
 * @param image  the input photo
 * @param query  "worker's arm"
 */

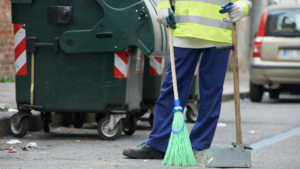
xmin=220 ymin=0 xmax=252 ymax=23
xmin=156 ymin=0 xmax=176 ymax=29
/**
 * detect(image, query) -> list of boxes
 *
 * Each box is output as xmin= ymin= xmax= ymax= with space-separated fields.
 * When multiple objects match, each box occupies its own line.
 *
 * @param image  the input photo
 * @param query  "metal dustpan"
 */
xmin=195 ymin=23 xmax=252 ymax=168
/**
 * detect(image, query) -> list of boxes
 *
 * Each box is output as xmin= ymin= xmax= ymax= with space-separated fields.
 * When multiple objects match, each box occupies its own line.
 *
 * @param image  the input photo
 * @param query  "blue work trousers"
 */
xmin=145 ymin=47 xmax=230 ymax=152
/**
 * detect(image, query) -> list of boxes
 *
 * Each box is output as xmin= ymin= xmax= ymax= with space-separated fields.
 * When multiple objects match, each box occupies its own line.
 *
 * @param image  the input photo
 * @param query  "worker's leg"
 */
xmin=145 ymin=47 xmax=202 ymax=152
xmin=190 ymin=47 xmax=230 ymax=150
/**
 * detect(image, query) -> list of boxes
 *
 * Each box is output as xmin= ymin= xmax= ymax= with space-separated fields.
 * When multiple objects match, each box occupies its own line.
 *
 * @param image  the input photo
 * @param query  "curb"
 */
xmin=222 ymin=92 xmax=250 ymax=102
xmin=0 ymin=113 xmax=72 ymax=138
xmin=0 ymin=114 xmax=42 ymax=137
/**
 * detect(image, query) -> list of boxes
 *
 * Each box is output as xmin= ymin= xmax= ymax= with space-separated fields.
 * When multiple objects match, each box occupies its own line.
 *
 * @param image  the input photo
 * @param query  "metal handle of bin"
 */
xmin=26 ymin=37 xmax=60 ymax=53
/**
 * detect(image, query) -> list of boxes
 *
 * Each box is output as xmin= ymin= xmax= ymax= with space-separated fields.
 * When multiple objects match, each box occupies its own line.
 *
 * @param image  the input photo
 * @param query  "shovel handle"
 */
xmin=231 ymin=23 xmax=242 ymax=144
xmin=216 ymin=44 xmax=234 ymax=51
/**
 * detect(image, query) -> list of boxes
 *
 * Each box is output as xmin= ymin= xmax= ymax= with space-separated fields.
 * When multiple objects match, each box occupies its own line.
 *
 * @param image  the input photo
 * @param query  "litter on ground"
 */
xmin=6 ymin=140 xmax=21 ymax=145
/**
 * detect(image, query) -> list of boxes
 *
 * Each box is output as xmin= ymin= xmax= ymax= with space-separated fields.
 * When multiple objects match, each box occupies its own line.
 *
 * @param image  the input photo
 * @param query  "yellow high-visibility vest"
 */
xmin=157 ymin=0 xmax=249 ymax=44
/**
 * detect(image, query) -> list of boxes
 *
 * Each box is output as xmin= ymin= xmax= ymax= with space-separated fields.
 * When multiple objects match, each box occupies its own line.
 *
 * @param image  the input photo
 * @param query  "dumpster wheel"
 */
xmin=9 ymin=114 xmax=29 ymax=138
xmin=186 ymin=106 xmax=197 ymax=123
xmin=95 ymin=113 xmax=105 ymax=124
xmin=42 ymin=112 xmax=52 ymax=133
xmin=98 ymin=116 xmax=122 ymax=140
xmin=73 ymin=113 xmax=84 ymax=128
xmin=123 ymin=115 xmax=137 ymax=135
xmin=149 ymin=113 xmax=154 ymax=128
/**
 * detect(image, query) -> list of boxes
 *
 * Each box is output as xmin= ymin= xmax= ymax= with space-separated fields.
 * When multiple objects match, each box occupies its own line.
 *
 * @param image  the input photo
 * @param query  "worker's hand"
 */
xmin=220 ymin=0 xmax=252 ymax=23
xmin=156 ymin=8 xmax=177 ymax=29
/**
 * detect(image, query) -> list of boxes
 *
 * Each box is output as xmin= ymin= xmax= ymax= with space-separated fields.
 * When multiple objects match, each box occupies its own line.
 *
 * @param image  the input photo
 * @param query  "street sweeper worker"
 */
xmin=123 ymin=0 xmax=252 ymax=159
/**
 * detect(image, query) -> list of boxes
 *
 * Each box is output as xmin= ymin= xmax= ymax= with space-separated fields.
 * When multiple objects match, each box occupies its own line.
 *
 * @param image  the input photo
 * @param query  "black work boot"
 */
xmin=192 ymin=148 xmax=202 ymax=156
xmin=123 ymin=143 xmax=165 ymax=159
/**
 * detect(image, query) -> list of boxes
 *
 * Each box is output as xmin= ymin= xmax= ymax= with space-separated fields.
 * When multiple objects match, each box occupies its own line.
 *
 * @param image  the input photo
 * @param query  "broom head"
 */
xmin=162 ymin=100 xmax=196 ymax=166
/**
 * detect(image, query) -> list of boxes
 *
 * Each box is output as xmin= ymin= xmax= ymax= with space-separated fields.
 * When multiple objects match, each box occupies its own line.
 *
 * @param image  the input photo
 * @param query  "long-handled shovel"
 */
xmin=195 ymin=23 xmax=252 ymax=168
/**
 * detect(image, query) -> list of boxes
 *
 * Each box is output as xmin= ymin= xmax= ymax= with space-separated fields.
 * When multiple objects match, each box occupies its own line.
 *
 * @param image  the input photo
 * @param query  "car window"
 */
xmin=265 ymin=8 xmax=300 ymax=37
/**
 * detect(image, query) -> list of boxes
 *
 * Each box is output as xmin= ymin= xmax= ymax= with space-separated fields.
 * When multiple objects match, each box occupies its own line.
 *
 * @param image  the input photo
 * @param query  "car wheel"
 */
xmin=269 ymin=91 xmax=280 ymax=99
xmin=250 ymin=81 xmax=263 ymax=102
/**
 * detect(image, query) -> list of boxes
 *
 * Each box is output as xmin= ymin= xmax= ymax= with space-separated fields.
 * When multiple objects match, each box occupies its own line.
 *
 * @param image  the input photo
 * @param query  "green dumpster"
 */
xmin=140 ymin=56 xmax=168 ymax=127
xmin=9 ymin=0 xmax=168 ymax=140
xmin=186 ymin=57 xmax=201 ymax=123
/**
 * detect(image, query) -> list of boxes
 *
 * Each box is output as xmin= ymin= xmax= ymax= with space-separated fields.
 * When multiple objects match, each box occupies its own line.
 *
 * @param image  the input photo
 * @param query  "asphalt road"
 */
xmin=0 ymin=94 xmax=300 ymax=169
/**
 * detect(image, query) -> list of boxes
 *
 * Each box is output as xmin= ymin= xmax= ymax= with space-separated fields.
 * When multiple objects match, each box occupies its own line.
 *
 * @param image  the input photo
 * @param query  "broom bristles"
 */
xmin=162 ymin=111 xmax=196 ymax=166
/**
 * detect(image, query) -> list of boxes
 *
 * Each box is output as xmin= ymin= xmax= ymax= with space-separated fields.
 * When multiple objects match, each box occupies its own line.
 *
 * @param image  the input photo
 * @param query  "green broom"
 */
xmin=162 ymin=27 xmax=196 ymax=167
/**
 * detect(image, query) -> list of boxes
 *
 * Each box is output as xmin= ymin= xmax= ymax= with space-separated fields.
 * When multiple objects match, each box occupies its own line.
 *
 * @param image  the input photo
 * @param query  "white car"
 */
xmin=250 ymin=4 xmax=300 ymax=102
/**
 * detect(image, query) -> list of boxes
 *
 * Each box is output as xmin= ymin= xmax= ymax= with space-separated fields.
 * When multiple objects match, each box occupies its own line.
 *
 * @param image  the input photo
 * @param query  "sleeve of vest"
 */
xmin=157 ymin=0 xmax=171 ymax=12
xmin=235 ymin=0 xmax=252 ymax=17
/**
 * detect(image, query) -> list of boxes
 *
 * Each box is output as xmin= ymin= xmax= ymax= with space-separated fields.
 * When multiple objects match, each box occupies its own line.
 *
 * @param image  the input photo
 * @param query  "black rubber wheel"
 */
xmin=123 ymin=115 xmax=137 ymax=135
xmin=186 ymin=106 xmax=197 ymax=123
xmin=43 ymin=112 xmax=51 ymax=133
xmin=250 ymin=81 xmax=263 ymax=102
xmin=149 ymin=113 xmax=154 ymax=128
xmin=9 ymin=114 xmax=29 ymax=138
xmin=73 ymin=113 xmax=84 ymax=128
xmin=139 ymin=108 xmax=148 ymax=117
xmin=95 ymin=113 xmax=105 ymax=124
xmin=98 ymin=116 xmax=122 ymax=140
xmin=269 ymin=91 xmax=280 ymax=99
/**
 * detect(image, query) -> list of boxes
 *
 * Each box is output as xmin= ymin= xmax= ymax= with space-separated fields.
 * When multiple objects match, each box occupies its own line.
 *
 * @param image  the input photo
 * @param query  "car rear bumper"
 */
xmin=250 ymin=58 xmax=300 ymax=85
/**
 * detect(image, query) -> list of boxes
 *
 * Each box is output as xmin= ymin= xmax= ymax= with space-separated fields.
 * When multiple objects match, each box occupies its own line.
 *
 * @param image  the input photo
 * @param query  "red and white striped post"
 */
xmin=14 ymin=24 xmax=27 ymax=76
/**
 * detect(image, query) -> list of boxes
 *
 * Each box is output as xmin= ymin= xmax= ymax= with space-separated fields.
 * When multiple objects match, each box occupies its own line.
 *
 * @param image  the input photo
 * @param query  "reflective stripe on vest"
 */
xmin=175 ymin=15 xmax=232 ymax=30
xmin=176 ymin=0 xmax=232 ymax=6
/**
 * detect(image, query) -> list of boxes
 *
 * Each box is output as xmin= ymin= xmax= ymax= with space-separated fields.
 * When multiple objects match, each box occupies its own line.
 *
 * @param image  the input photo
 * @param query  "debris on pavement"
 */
xmin=0 ymin=142 xmax=4 ymax=146
xmin=0 ymin=106 xmax=9 ymax=112
xmin=6 ymin=140 xmax=22 ymax=145
xmin=26 ymin=142 xmax=37 ymax=149
xmin=8 ymin=146 xmax=16 ymax=153
xmin=8 ymin=108 xmax=18 ymax=112
xmin=21 ymin=147 xmax=31 ymax=151
xmin=217 ymin=123 xmax=226 ymax=127
xmin=248 ymin=130 xmax=255 ymax=134
xmin=47 ymin=145 xmax=52 ymax=147
xmin=21 ymin=142 xmax=37 ymax=151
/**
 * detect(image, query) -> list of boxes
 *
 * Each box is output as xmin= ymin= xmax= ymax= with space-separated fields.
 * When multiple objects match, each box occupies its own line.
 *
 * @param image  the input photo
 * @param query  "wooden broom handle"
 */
xmin=232 ymin=23 xmax=242 ymax=144
xmin=167 ymin=27 xmax=179 ymax=100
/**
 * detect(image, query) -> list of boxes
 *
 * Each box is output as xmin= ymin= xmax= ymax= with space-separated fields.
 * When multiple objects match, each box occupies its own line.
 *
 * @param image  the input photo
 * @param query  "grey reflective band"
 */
xmin=175 ymin=0 xmax=230 ymax=6
xmin=157 ymin=0 xmax=170 ymax=4
xmin=175 ymin=15 xmax=232 ymax=30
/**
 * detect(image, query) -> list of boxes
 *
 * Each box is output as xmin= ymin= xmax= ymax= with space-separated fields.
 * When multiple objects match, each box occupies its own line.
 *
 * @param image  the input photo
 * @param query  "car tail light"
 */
xmin=253 ymin=10 xmax=268 ymax=57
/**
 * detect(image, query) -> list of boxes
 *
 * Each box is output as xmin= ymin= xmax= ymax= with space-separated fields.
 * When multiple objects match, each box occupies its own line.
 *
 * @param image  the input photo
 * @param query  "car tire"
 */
xmin=269 ymin=91 xmax=280 ymax=99
xmin=250 ymin=81 xmax=263 ymax=102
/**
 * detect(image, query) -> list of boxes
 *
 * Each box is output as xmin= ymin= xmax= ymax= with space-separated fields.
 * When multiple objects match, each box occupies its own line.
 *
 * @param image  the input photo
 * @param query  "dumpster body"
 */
xmin=186 ymin=63 xmax=200 ymax=123
xmin=140 ymin=56 xmax=168 ymax=127
xmin=10 ymin=0 xmax=168 ymax=139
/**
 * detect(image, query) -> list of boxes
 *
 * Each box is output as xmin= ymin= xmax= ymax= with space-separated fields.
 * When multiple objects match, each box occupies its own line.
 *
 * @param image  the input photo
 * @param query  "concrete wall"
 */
xmin=237 ymin=0 xmax=269 ymax=71
xmin=0 ymin=0 xmax=14 ymax=77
